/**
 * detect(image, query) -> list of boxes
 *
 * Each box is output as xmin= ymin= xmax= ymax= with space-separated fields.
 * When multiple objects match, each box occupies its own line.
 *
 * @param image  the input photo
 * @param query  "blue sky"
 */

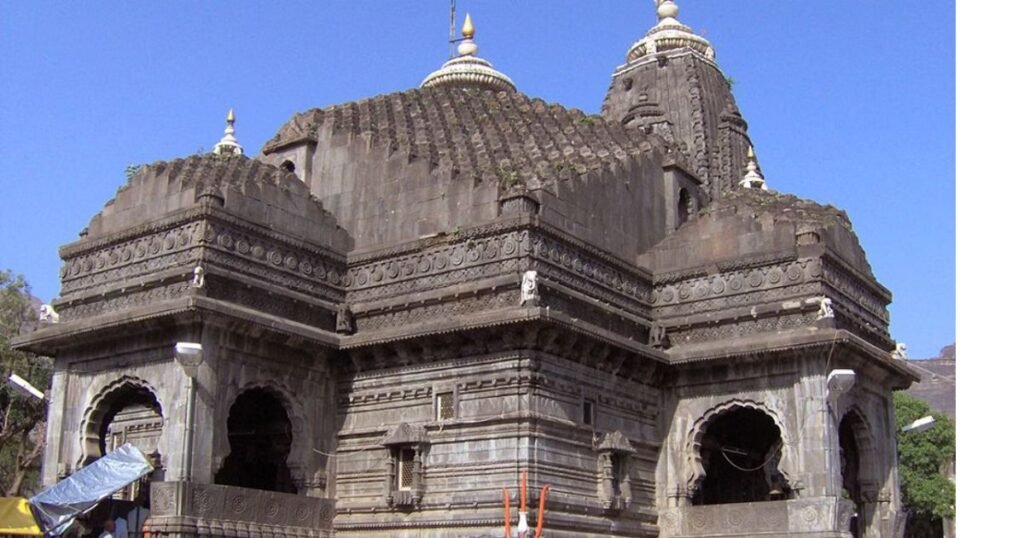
xmin=0 ymin=0 xmax=954 ymax=358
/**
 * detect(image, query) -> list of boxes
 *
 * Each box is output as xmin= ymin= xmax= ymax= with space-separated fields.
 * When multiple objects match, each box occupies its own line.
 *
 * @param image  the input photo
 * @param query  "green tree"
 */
xmin=894 ymin=391 xmax=955 ymax=536
xmin=0 ymin=269 xmax=53 ymax=496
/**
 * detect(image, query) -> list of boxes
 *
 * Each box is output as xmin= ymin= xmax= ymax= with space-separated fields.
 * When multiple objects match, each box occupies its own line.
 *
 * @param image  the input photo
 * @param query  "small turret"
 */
xmin=213 ymin=109 xmax=244 ymax=156
xmin=421 ymin=14 xmax=516 ymax=93
xmin=739 ymin=146 xmax=767 ymax=190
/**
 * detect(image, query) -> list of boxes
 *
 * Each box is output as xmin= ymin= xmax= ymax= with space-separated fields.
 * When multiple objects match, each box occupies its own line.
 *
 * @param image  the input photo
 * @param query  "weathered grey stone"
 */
xmin=12 ymin=5 xmax=918 ymax=538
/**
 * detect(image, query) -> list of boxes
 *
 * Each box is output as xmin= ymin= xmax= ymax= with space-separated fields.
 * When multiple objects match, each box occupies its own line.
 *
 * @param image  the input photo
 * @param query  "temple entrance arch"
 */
xmin=839 ymin=408 xmax=879 ymax=538
xmin=214 ymin=387 xmax=297 ymax=493
xmin=81 ymin=377 xmax=163 ymax=466
xmin=686 ymin=401 xmax=792 ymax=505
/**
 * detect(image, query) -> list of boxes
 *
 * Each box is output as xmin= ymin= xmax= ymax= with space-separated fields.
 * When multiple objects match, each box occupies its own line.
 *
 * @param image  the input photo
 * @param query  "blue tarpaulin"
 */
xmin=29 ymin=444 xmax=153 ymax=536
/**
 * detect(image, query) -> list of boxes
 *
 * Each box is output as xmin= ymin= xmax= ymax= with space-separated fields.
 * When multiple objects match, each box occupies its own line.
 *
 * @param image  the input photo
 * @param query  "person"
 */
xmin=98 ymin=519 xmax=116 ymax=538
xmin=114 ymin=516 xmax=129 ymax=538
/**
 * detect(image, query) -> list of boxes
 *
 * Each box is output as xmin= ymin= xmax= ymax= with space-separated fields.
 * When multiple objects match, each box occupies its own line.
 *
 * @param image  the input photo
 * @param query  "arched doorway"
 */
xmin=83 ymin=379 xmax=163 ymax=465
xmin=839 ymin=410 xmax=877 ymax=538
xmin=692 ymin=407 xmax=791 ymax=505
xmin=214 ymin=388 xmax=297 ymax=493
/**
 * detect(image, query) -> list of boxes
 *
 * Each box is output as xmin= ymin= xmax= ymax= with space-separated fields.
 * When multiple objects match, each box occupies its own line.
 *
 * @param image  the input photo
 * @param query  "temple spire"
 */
xmin=740 ymin=146 xmax=767 ymax=190
xmin=421 ymin=12 xmax=516 ymax=92
xmin=213 ymin=108 xmax=244 ymax=156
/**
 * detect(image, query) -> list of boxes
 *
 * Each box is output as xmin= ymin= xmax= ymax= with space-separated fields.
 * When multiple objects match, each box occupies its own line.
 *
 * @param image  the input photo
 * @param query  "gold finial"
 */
xmin=226 ymin=108 xmax=235 ymax=124
xmin=457 ymin=13 xmax=479 ymax=57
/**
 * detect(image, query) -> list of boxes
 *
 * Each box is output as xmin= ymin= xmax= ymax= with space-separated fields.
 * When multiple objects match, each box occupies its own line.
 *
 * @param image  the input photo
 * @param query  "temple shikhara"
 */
xmin=15 ymin=2 xmax=918 ymax=537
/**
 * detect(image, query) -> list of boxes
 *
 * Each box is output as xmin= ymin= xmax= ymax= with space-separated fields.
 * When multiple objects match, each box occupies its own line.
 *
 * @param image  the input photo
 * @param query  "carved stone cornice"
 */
xmin=59 ymin=208 xmax=347 ymax=303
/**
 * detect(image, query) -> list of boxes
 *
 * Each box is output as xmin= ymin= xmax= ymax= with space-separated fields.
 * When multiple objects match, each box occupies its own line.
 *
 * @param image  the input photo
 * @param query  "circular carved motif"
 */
xmin=230 ymin=495 xmax=248 ymax=515
xmin=149 ymin=239 xmax=161 ymax=255
xmin=502 ymin=239 xmax=516 ymax=255
xmin=401 ymin=262 xmax=414 ymax=276
xmin=767 ymin=268 xmax=783 ymax=284
xmin=263 ymin=499 xmax=280 ymax=519
xmin=537 ymin=242 xmax=548 ymax=257
xmin=728 ymin=276 xmax=742 ymax=291
xmin=808 ymin=259 xmax=823 ymax=277
xmin=660 ymin=288 xmax=675 ymax=303
xmin=164 ymin=236 xmax=176 ymax=251
xmin=695 ymin=283 xmax=709 ymax=298
xmin=121 ymin=248 xmax=132 ymax=263
xmin=386 ymin=262 xmax=399 ymax=279
xmin=727 ymin=505 xmax=747 ymax=527
xmin=573 ymin=258 xmax=582 ymax=272
xmin=296 ymin=504 xmax=312 ymax=522
xmin=690 ymin=508 xmax=707 ymax=529
xmin=320 ymin=504 xmax=333 ymax=525
xmin=679 ymin=284 xmax=691 ymax=300
xmin=484 ymin=241 xmax=498 ymax=260
xmin=342 ymin=274 xmax=353 ymax=287
xmin=84 ymin=258 xmax=94 ymax=272
xmin=418 ymin=257 xmax=431 ymax=273
xmin=712 ymin=278 xmax=725 ymax=294
xmin=802 ymin=506 xmax=817 ymax=523
xmin=434 ymin=254 xmax=448 ymax=270
xmin=203 ymin=228 xmax=216 ymax=242
xmin=252 ymin=245 xmax=265 ymax=259
xmin=370 ymin=266 xmax=382 ymax=282
xmin=786 ymin=265 xmax=803 ymax=281
xmin=285 ymin=255 xmax=298 ymax=270
xmin=236 ymin=239 xmax=250 ymax=254
xmin=95 ymin=254 xmax=105 ymax=270
xmin=314 ymin=265 xmax=327 ymax=280
xmin=583 ymin=262 xmax=594 ymax=277
xmin=72 ymin=262 xmax=81 ymax=276
xmin=135 ymin=244 xmax=147 ymax=259
xmin=451 ymin=247 xmax=466 ymax=266
xmin=177 ymin=232 xmax=189 ymax=248
xmin=748 ymin=270 xmax=764 ymax=287
xmin=356 ymin=270 xmax=369 ymax=286
xmin=194 ymin=490 xmax=212 ymax=514
xmin=269 ymin=250 xmax=283 ymax=266
xmin=301 ymin=260 xmax=314 ymax=275
xmin=327 ymin=270 xmax=340 ymax=285
xmin=217 ymin=234 xmax=232 ymax=249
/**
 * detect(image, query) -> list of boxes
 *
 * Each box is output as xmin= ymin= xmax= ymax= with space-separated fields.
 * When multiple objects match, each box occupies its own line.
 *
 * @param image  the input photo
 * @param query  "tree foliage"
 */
xmin=0 ymin=269 xmax=53 ymax=496
xmin=894 ymin=391 xmax=955 ymax=527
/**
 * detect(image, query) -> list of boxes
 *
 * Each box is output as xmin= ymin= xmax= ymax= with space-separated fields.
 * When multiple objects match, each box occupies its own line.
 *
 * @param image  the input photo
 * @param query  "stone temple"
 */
xmin=15 ymin=2 xmax=918 ymax=537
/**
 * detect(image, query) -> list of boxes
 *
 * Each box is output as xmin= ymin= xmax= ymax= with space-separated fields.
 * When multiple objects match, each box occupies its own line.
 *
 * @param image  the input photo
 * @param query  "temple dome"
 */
xmin=421 ymin=14 xmax=516 ymax=93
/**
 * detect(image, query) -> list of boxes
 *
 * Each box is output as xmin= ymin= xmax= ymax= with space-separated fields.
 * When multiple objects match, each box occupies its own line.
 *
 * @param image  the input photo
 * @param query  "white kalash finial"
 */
xmin=628 ymin=0 xmax=715 ymax=62
xmin=421 ymin=12 xmax=516 ymax=92
xmin=740 ymin=146 xmax=767 ymax=190
xmin=657 ymin=0 xmax=681 ymax=21
xmin=213 ymin=108 xmax=244 ymax=156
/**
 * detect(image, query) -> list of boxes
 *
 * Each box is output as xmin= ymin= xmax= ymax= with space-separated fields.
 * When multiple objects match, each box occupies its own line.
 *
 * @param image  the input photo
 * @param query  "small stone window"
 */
xmin=382 ymin=423 xmax=427 ymax=508
xmin=677 ymin=188 xmax=692 ymax=227
xmin=582 ymin=399 xmax=595 ymax=427
xmin=436 ymin=391 xmax=456 ymax=421
xmin=596 ymin=431 xmax=635 ymax=513
xmin=396 ymin=447 xmax=416 ymax=491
